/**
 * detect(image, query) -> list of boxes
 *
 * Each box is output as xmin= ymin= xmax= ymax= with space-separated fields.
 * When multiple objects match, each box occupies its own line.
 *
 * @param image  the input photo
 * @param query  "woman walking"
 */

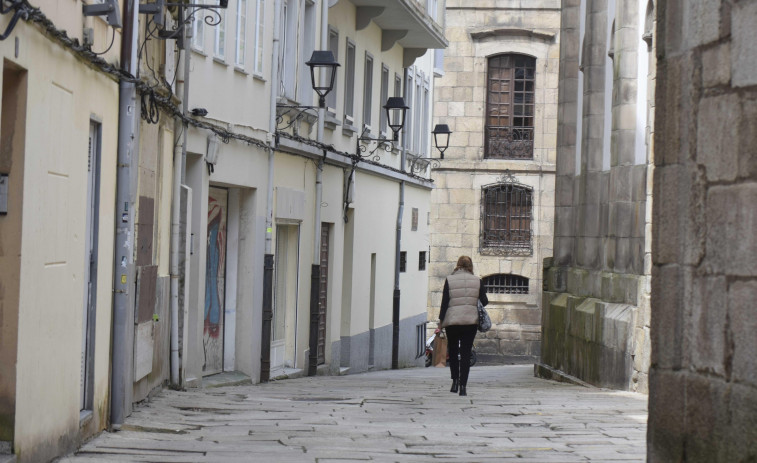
xmin=439 ymin=256 xmax=488 ymax=396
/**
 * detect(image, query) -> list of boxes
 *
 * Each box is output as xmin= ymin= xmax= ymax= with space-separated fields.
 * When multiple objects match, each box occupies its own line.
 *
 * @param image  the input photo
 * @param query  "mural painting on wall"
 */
xmin=204 ymin=187 xmax=228 ymax=375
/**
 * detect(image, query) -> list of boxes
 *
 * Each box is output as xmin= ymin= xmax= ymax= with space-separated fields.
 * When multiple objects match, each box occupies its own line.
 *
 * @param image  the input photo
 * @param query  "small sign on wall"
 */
xmin=0 ymin=174 xmax=8 ymax=215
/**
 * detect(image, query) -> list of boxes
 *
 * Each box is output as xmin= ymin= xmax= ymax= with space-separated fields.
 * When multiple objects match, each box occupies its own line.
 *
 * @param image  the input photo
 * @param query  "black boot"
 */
xmin=459 ymin=385 xmax=467 ymax=396
xmin=450 ymin=379 xmax=459 ymax=393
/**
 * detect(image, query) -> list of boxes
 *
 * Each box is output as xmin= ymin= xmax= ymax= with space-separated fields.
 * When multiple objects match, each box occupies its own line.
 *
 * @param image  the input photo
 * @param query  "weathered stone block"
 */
xmin=732 ymin=1 xmax=757 ymax=88
xmin=647 ymin=369 xmax=685 ymax=463
xmin=697 ymin=94 xmax=739 ymax=182
xmin=650 ymin=264 xmax=684 ymax=369
xmin=684 ymin=0 xmax=721 ymax=48
xmin=689 ymin=276 xmax=727 ymax=376
xmin=728 ymin=280 xmax=757 ymax=385
xmin=705 ymin=184 xmax=757 ymax=276
xmin=725 ymin=383 xmax=757 ymax=462
xmin=683 ymin=374 xmax=730 ymax=462
xmin=740 ymin=98 xmax=757 ymax=180
xmin=702 ymin=42 xmax=731 ymax=88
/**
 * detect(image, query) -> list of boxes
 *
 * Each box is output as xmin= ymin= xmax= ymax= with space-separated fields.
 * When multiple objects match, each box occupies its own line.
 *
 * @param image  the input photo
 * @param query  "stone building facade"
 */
xmin=429 ymin=0 xmax=561 ymax=363
xmin=648 ymin=0 xmax=757 ymax=460
xmin=538 ymin=0 xmax=656 ymax=392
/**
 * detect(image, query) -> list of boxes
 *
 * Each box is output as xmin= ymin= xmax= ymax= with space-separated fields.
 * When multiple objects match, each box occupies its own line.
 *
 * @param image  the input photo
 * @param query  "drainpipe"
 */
xmin=307 ymin=0 xmax=330 ymax=377
xmin=261 ymin=0 xmax=283 ymax=382
xmin=392 ymin=69 xmax=408 ymax=370
xmin=170 ymin=8 xmax=189 ymax=386
xmin=111 ymin=0 xmax=140 ymax=426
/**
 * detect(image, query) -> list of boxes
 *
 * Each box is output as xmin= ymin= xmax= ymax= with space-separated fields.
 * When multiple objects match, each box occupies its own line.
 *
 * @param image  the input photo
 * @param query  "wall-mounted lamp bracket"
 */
xmin=82 ymin=0 xmax=122 ymax=28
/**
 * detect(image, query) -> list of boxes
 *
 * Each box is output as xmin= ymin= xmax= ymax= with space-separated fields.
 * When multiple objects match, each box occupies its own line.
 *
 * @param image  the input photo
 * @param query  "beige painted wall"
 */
xmin=4 ymin=14 xmax=120 ymax=460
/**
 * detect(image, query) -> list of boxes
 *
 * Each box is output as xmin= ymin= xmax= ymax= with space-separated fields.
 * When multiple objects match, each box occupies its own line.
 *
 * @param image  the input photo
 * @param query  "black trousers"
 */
xmin=446 ymin=325 xmax=477 ymax=386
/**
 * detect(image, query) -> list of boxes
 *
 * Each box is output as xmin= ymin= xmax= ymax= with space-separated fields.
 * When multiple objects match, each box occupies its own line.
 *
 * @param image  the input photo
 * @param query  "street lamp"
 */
xmin=357 ymin=97 xmax=409 ymax=159
xmin=306 ymin=51 xmax=340 ymax=109
xmin=385 ymin=97 xmax=409 ymax=142
xmin=432 ymin=123 xmax=451 ymax=159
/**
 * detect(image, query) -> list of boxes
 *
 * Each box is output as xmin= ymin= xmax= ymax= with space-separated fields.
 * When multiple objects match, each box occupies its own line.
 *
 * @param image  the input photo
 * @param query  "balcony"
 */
xmin=350 ymin=0 xmax=448 ymax=65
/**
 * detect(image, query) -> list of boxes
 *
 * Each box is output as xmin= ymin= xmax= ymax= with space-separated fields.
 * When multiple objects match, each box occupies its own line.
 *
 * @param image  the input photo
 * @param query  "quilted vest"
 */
xmin=441 ymin=269 xmax=480 ymax=327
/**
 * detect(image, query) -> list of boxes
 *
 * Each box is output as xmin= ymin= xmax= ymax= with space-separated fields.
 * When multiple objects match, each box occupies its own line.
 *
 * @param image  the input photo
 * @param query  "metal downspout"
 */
xmin=308 ymin=0 xmax=329 ymax=377
xmin=170 ymin=8 xmax=189 ymax=386
xmin=261 ymin=0 xmax=283 ymax=382
xmin=111 ymin=0 xmax=140 ymax=426
xmin=392 ymin=69 xmax=408 ymax=370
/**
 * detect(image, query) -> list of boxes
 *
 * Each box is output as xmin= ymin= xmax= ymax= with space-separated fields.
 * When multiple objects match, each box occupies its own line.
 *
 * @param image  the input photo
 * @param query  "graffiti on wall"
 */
xmin=204 ymin=187 xmax=227 ymax=375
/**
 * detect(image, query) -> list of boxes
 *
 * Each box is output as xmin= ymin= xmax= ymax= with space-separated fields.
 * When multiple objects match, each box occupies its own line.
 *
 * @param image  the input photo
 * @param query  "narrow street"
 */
xmin=60 ymin=365 xmax=647 ymax=462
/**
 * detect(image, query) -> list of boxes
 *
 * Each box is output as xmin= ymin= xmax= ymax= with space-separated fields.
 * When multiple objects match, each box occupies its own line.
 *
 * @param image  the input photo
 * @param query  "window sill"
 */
xmin=234 ymin=66 xmax=249 ymax=76
xmin=253 ymin=73 xmax=266 ymax=83
xmin=342 ymin=122 xmax=358 ymax=137
xmin=191 ymin=48 xmax=207 ymax=58
xmin=213 ymin=56 xmax=228 ymax=66
xmin=324 ymin=112 xmax=341 ymax=131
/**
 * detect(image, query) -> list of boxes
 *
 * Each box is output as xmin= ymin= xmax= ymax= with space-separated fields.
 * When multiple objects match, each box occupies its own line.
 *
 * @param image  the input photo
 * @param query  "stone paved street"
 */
xmin=59 ymin=366 xmax=647 ymax=462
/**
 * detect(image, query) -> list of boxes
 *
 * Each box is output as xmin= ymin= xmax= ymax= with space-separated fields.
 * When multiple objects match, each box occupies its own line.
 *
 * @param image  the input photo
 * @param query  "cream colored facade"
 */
xmin=0 ymin=0 xmax=446 ymax=460
xmin=429 ymin=0 xmax=560 ymax=362
xmin=0 ymin=2 xmax=121 ymax=461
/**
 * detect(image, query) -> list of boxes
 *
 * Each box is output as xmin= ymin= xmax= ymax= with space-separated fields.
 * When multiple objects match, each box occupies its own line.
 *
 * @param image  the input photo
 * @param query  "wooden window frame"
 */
xmin=484 ymin=54 xmax=536 ymax=159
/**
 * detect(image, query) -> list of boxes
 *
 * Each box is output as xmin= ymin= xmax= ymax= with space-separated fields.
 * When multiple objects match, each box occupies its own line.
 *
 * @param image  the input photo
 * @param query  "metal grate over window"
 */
xmin=485 ymin=54 xmax=536 ymax=159
xmin=483 ymin=274 xmax=529 ymax=294
xmin=400 ymin=251 xmax=407 ymax=272
xmin=480 ymin=171 xmax=533 ymax=255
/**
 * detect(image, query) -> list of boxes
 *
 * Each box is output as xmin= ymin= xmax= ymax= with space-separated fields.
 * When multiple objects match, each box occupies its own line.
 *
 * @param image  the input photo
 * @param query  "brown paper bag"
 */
xmin=433 ymin=335 xmax=448 ymax=367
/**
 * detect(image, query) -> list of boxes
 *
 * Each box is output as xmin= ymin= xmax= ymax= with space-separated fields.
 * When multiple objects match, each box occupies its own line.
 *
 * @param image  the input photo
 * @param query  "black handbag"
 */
xmin=477 ymin=300 xmax=492 ymax=332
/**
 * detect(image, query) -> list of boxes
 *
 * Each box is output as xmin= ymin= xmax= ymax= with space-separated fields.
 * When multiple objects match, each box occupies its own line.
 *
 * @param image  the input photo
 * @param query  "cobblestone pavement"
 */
xmin=60 ymin=365 xmax=648 ymax=462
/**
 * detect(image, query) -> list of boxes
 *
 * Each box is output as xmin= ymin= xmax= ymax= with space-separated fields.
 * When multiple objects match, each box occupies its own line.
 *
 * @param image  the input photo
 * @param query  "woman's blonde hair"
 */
xmin=454 ymin=255 xmax=473 ymax=273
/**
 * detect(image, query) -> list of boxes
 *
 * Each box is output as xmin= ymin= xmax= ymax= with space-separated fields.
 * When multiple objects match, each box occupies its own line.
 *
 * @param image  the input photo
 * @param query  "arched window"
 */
xmin=482 ymin=274 xmax=530 ymax=294
xmin=480 ymin=171 xmax=533 ymax=254
xmin=484 ymin=54 xmax=535 ymax=159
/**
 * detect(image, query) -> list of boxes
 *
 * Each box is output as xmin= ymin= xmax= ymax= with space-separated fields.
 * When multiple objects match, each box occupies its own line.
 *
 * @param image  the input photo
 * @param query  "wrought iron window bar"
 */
xmin=483 ymin=274 xmax=529 ymax=294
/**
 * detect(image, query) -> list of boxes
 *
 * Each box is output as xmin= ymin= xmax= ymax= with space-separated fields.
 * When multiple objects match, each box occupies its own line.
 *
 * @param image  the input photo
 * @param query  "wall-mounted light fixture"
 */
xmin=431 ymin=123 xmax=451 ymax=159
xmin=306 ymin=51 xmax=340 ymax=109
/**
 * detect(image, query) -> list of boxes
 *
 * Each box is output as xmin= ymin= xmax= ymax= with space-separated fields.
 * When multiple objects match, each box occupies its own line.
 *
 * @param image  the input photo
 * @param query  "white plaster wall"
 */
xmin=400 ymin=184 xmax=432 ymax=321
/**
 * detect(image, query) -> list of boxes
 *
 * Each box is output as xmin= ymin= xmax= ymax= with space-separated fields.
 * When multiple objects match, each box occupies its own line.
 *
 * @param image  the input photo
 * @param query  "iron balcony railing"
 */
xmin=485 ymin=126 xmax=534 ymax=159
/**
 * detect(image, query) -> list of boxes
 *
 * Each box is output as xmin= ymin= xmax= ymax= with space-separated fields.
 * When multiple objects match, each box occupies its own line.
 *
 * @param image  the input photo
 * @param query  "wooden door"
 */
xmin=204 ymin=187 xmax=228 ymax=375
xmin=317 ymin=224 xmax=329 ymax=364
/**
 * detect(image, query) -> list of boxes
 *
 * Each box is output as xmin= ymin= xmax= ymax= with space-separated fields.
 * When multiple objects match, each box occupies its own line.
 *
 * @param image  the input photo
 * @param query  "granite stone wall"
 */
xmin=648 ymin=0 xmax=757 ymax=460
xmin=538 ymin=0 xmax=654 ymax=392
xmin=429 ymin=0 xmax=561 ymax=363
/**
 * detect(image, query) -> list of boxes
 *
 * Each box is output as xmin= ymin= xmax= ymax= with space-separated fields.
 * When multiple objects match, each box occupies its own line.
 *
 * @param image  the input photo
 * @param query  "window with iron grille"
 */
xmin=400 ymin=251 xmax=407 ymax=272
xmin=418 ymin=251 xmax=426 ymax=271
xmin=485 ymin=54 xmax=536 ymax=159
xmin=480 ymin=172 xmax=533 ymax=254
xmin=482 ymin=274 xmax=529 ymax=294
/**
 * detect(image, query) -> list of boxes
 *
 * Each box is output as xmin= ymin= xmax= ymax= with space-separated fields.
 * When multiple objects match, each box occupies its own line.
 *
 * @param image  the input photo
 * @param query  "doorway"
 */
xmin=203 ymin=187 xmax=228 ymax=376
xmin=80 ymin=121 xmax=101 ymax=413
xmin=272 ymin=224 xmax=300 ymax=372
xmin=317 ymin=223 xmax=330 ymax=365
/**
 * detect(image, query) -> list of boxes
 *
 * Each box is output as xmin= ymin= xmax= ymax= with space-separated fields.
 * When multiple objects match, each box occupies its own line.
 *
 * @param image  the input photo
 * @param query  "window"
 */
xmin=235 ymin=0 xmax=247 ymax=67
xmin=379 ymin=65 xmax=389 ymax=136
xmin=485 ymin=54 xmax=536 ymax=159
xmin=411 ymin=208 xmax=418 ymax=231
xmin=299 ymin=1 xmax=316 ymax=101
xmin=482 ymin=274 xmax=529 ymax=294
xmin=326 ymin=27 xmax=339 ymax=112
xmin=363 ymin=53 xmax=374 ymax=131
xmin=422 ymin=81 xmax=430 ymax=156
xmin=415 ymin=322 xmax=427 ymax=359
xmin=418 ymin=251 xmax=426 ymax=271
xmin=399 ymin=251 xmax=407 ymax=272
xmin=214 ymin=9 xmax=225 ymax=58
xmin=343 ymin=39 xmax=356 ymax=126
xmin=394 ymin=73 xmax=402 ymax=98
xmin=280 ymin=0 xmax=299 ymax=98
xmin=405 ymin=71 xmax=414 ymax=151
xmin=192 ymin=0 xmax=205 ymax=50
xmin=413 ymin=72 xmax=422 ymax=153
xmin=480 ymin=173 xmax=533 ymax=254
xmin=253 ymin=0 xmax=265 ymax=74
